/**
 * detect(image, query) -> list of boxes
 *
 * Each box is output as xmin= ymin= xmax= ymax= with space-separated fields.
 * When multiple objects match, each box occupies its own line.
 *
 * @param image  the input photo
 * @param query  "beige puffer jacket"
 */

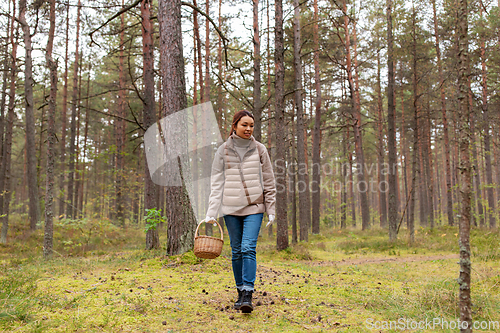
xmin=206 ymin=133 xmax=276 ymax=217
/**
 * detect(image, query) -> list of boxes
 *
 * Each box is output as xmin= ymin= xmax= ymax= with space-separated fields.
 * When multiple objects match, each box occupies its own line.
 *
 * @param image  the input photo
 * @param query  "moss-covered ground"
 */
xmin=1 ymin=218 xmax=499 ymax=332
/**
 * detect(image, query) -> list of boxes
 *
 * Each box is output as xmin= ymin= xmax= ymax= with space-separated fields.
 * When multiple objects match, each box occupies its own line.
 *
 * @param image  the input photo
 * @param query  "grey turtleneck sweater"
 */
xmin=232 ymin=133 xmax=251 ymax=160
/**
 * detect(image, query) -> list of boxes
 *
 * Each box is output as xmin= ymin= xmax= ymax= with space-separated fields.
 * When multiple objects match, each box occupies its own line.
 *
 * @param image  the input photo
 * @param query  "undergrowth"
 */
xmin=0 ymin=215 xmax=498 ymax=332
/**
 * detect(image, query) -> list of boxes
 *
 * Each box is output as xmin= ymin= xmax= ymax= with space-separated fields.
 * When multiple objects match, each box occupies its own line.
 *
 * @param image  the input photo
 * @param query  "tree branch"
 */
xmin=89 ymin=0 xmax=142 ymax=47
xmin=181 ymin=1 xmax=229 ymax=67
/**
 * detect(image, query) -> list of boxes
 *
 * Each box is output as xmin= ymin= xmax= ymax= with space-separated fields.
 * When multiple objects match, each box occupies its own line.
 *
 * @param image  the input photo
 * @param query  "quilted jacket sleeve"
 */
xmin=259 ymin=144 xmax=276 ymax=215
xmin=206 ymin=145 xmax=225 ymax=218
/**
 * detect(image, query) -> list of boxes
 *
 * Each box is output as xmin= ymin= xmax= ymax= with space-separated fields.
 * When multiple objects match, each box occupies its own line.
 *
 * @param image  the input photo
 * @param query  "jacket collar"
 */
xmin=226 ymin=132 xmax=257 ymax=153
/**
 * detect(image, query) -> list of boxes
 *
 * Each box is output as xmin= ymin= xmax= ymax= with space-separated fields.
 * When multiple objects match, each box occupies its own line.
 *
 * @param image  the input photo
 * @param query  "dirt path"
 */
xmin=305 ymin=254 xmax=459 ymax=266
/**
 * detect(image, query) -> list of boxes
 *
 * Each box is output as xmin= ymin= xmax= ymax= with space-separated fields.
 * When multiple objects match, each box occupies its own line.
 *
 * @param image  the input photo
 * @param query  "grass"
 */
xmin=0 ymin=216 xmax=499 ymax=332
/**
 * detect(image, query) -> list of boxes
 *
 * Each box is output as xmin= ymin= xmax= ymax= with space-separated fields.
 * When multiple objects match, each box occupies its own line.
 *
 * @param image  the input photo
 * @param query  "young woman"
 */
xmin=204 ymin=110 xmax=276 ymax=313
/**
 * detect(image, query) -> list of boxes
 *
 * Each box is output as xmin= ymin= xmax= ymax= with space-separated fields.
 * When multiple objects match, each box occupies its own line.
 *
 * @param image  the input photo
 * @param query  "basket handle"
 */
xmin=195 ymin=218 xmax=224 ymax=241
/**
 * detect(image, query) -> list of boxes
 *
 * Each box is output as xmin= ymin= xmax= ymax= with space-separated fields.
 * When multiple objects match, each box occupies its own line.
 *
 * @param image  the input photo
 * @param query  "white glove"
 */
xmin=266 ymin=214 xmax=275 ymax=227
xmin=200 ymin=216 xmax=217 ymax=226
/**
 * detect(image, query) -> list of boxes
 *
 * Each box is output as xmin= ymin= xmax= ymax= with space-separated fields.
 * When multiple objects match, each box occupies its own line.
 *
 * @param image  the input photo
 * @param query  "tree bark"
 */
xmin=387 ymin=0 xmax=397 ymax=239
xmin=0 ymin=5 xmax=11 ymax=211
xmin=0 ymin=0 xmax=18 ymax=244
xmin=80 ymin=59 xmax=91 ymax=219
xmin=347 ymin=127 xmax=356 ymax=227
xmin=66 ymin=0 xmax=82 ymax=219
xmin=74 ymin=57 xmax=83 ymax=218
xmin=275 ymin=0 xmax=288 ymax=250
xmin=204 ymin=0 xmax=212 ymax=237
xmin=343 ymin=0 xmax=369 ymax=230
xmin=193 ymin=0 xmax=204 ymax=103
xmin=408 ymin=6 xmax=420 ymax=242
xmin=158 ymin=0 xmax=196 ymax=255
xmin=115 ymin=4 xmax=127 ymax=226
xmin=469 ymin=84 xmax=484 ymax=227
xmin=424 ymin=103 xmax=435 ymax=228
xmin=44 ymin=0 xmax=57 ymax=258
xmin=19 ymin=0 xmax=41 ymax=230
xmin=399 ymin=62 xmax=409 ymax=228
xmin=377 ymin=45 xmax=387 ymax=230
xmin=432 ymin=0 xmax=454 ymax=227
xmin=293 ymin=0 xmax=310 ymax=241
xmin=480 ymin=6 xmax=496 ymax=228
xmin=311 ymin=0 xmax=321 ymax=235
xmin=58 ymin=0 xmax=70 ymax=218
xmin=456 ymin=0 xmax=472 ymax=330
xmin=142 ymin=0 xmax=159 ymax=249
xmin=266 ymin=0 xmax=272 ymax=237
xmin=341 ymin=126 xmax=347 ymax=229
xmin=289 ymin=128 xmax=297 ymax=244
xmin=252 ymin=0 xmax=262 ymax=142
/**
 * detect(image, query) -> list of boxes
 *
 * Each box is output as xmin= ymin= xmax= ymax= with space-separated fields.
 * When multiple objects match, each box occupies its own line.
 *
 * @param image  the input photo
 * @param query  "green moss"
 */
xmin=1 ymin=224 xmax=499 ymax=332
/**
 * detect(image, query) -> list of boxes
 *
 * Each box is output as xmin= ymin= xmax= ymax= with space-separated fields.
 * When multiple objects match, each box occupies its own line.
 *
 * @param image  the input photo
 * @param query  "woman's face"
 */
xmin=234 ymin=116 xmax=254 ymax=139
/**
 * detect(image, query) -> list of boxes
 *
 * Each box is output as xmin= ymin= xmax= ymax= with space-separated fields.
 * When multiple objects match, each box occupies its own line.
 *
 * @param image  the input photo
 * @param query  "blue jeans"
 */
xmin=224 ymin=213 xmax=263 ymax=292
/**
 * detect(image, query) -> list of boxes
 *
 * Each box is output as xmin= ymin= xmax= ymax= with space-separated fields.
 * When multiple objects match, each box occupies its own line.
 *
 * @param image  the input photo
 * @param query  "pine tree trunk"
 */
xmin=66 ymin=0 xmax=81 ymax=219
xmin=20 ymin=0 xmax=41 ymax=230
xmin=418 ymin=119 xmax=427 ymax=227
xmin=399 ymin=62 xmax=409 ymax=228
xmin=142 ymin=0 xmax=159 ymax=249
xmin=38 ymin=96 xmax=45 ymax=195
xmin=217 ymin=0 xmax=224 ymax=138
xmin=293 ymin=0 xmax=310 ymax=241
xmin=347 ymin=127 xmax=356 ymax=227
xmin=469 ymin=89 xmax=484 ymax=227
xmin=203 ymin=0 xmax=212 ymax=237
xmin=408 ymin=9 xmax=420 ymax=241
xmin=44 ymin=0 xmax=57 ymax=258
xmin=377 ymin=45 xmax=387 ymax=230
xmin=275 ymin=0 xmax=288 ymax=249
xmin=432 ymin=0 xmax=454 ymax=226
xmin=311 ymin=0 xmax=321 ymax=235
xmin=289 ymin=130 xmax=297 ymax=244
xmin=158 ymin=0 xmax=196 ymax=256
xmin=0 ymin=60 xmax=7 ymax=169
xmin=80 ymin=60 xmax=91 ymax=218
xmin=115 ymin=4 xmax=126 ymax=226
xmin=480 ymin=7 xmax=496 ymax=228
xmin=341 ymin=127 xmax=347 ymax=229
xmin=457 ymin=0 xmax=472 ymax=330
xmin=343 ymin=0 xmax=369 ymax=230
xmin=58 ymin=0 xmax=70 ymax=218
xmin=0 ymin=1 xmax=18 ymax=244
xmin=193 ymin=0 xmax=204 ymax=103
xmin=0 ymin=12 xmax=10 ymax=209
xmin=253 ymin=0 xmax=262 ymax=142
xmin=74 ymin=61 xmax=82 ymax=218
xmin=192 ymin=14 xmax=199 ymax=222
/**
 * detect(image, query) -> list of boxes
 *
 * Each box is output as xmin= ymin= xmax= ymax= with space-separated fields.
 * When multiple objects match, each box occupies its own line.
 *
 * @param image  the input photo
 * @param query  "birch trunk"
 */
xmin=44 ymin=0 xmax=57 ymax=258
xmin=457 ymin=0 xmax=472 ymax=330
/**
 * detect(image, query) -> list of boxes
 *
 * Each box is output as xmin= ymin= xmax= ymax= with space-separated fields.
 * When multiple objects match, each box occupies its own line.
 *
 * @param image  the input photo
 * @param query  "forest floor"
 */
xmin=1 ymin=217 xmax=499 ymax=332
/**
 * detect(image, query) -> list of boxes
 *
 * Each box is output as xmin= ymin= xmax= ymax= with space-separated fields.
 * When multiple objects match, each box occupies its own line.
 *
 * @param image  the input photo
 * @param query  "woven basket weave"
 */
xmin=193 ymin=219 xmax=224 ymax=259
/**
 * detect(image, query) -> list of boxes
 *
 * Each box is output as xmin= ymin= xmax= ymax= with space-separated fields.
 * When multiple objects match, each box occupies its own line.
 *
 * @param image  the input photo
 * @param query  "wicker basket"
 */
xmin=193 ymin=219 xmax=224 ymax=259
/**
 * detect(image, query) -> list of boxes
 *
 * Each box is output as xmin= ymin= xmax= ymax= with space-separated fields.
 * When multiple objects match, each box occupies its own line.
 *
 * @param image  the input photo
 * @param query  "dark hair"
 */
xmin=229 ymin=110 xmax=254 ymax=138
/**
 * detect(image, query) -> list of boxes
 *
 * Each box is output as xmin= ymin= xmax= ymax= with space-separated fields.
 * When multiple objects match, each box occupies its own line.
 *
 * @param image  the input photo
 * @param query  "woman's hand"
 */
xmin=265 ymin=214 xmax=275 ymax=227
xmin=200 ymin=216 xmax=217 ymax=226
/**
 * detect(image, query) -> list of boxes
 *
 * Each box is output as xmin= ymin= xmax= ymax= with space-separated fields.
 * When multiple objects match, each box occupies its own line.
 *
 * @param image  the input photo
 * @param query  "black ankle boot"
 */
xmin=239 ymin=290 xmax=253 ymax=313
xmin=234 ymin=289 xmax=243 ymax=310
